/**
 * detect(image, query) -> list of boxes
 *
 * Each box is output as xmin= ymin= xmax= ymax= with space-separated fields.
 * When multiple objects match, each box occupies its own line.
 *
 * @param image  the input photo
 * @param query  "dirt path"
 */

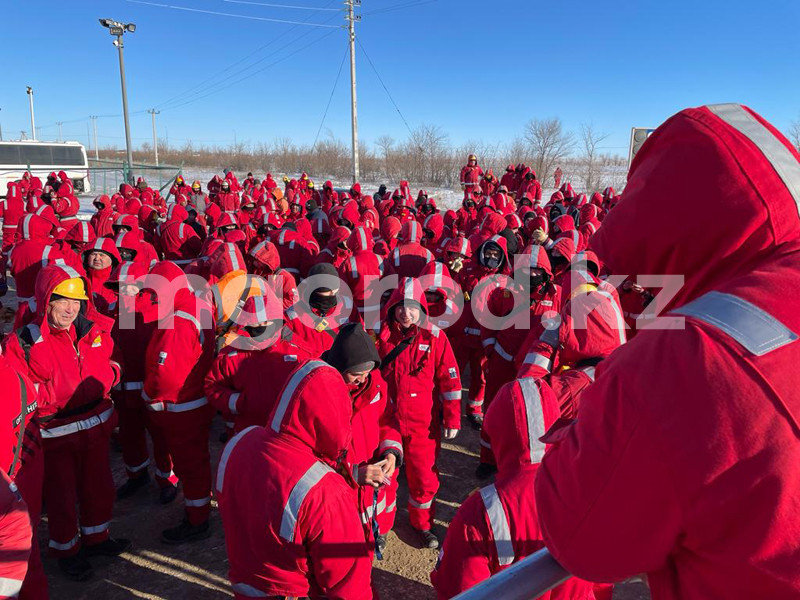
xmin=39 ymin=414 xmax=649 ymax=599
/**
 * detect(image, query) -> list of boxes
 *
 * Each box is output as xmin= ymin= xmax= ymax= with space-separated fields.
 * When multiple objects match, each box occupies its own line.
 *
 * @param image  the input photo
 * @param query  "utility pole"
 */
xmin=99 ymin=19 xmax=137 ymax=182
xmin=345 ymin=0 xmax=361 ymax=184
xmin=148 ymin=109 xmax=160 ymax=165
xmin=57 ymin=122 xmax=63 ymax=142
xmin=26 ymin=87 xmax=36 ymax=141
xmin=90 ymin=116 xmax=99 ymax=160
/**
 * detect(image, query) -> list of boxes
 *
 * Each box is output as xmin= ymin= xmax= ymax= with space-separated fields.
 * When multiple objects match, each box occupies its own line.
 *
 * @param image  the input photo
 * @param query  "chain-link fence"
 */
xmin=88 ymin=159 xmax=183 ymax=197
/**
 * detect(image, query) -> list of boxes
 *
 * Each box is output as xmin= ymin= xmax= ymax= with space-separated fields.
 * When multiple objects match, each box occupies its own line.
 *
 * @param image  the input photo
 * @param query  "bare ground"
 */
xmin=38 ymin=417 xmax=649 ymax=600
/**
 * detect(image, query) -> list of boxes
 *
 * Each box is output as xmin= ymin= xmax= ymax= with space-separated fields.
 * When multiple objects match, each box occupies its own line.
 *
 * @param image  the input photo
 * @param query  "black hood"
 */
xmin=322 ymin=322 xmax=381 ymax=374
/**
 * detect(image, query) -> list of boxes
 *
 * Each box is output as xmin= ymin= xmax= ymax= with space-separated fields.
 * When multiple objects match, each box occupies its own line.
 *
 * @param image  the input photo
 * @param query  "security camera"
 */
xmin=99 ymin=18 xmax=112 ymax=27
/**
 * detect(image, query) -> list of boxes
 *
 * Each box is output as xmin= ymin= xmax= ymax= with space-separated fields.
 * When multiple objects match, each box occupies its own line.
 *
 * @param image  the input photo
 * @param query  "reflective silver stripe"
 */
xmin=22 ymin=215 xmax=32 ymax=240
xmin=231 ymin=582 xmax=268 ymax=597
xmin=154 ymin=468 xmax=174 ymax=479
xmin=176 ymin=310 xmax=203 ymax=334
xmin=464 ymin=327 xmax=481 ymax=335
xmin=179 ymin=223 xmax=186 ymax=238
xmin=80 ymin=521 xmax=110 ymax=536
xmin=41 ymin=407 xmax=114 ymax=439
xmin=166 ymin=397 xmax=208 ymax=413
xmin=523 ymin=351 xmax=551 ymax=372
xmin=125 ymin=458 xmax=150 ymax=473
xmin=581 ymin=366 xmax=597 ymax=381
xmin=393 ymin=249 xmax=400 ymax=267
xmin=41 ymin=245 xmax=52 ymax=266
xmin=441 ymin=391 xmax=461 ymax=401
xmin=216 ymin=426 xmax=259 ymax=493
xmin=379 ymin=440 xmax=403 ymax=454
xmin=673 ymin=291 xmax=797 ymax=356
xmin=228 ymin=392 xmax=240 ymax=415
xmin=480 ymin=484 xmax=515 ymax=567
xmin=0 ymin=576 xmax=23 ymax=597
xmin=49 ymin=534 xmax=80 ymax=551
xmin=594 ymin=289 xmax=626 ymax=345
xmin=349 ymin=256 xmax=358 ymax=279
xmin=184 ymin=496 xmax=211 ymax=507
xmin=482 ymin=337 xmax=497 ymax=348
xmin=386 ymin=500 xmax=397 ymax=513
xmin=173 ymin=258 xmax=193 ymax=265
xmin=408 ymin=497 xmax=433 ymax=509
xmin=280 ymin=462 xmax=332 ymax=542
xmin=122 ymin=381 xmax=143 ymax=391
xmin=469 ymin=400 xmax=484 ymax=407
xmin=271 ymin=361 xmax=327 ymax=432
xmin=494 ymin=342 xmax=514 ymax=362
xmin=706 ymin=103 xmax=800 ymax=216
xmin=518 ymin=378 xmax=546 ymax=463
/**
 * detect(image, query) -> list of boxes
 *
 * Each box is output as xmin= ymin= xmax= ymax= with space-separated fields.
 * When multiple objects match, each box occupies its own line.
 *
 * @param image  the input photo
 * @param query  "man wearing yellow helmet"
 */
xmin=5 ymin=265 xmax=128 ymax=582
xmin=460 ymin=153 xmax=484 ymax=192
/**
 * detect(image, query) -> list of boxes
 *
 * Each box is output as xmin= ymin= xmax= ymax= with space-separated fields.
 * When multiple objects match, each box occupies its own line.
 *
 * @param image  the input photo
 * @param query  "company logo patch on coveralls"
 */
xmin=418 ymin=344 xmax=430 ymax=352
xmin=158 ymin=351 xmax=168 ymax=366
xmin=449 ymin=367 xmax=458 ymax=379
xmin=370 ymin=392 xmax=381 ymax=404
xmin=92 ymin=335 xmax=103 ymax=347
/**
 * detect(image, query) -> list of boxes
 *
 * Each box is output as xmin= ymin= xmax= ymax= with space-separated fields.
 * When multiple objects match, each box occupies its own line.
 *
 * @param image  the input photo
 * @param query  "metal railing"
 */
xmin=452 ymin=549 xmax=570 ymax=600
xmin=87 ymin=158 xmax=182 ymax=196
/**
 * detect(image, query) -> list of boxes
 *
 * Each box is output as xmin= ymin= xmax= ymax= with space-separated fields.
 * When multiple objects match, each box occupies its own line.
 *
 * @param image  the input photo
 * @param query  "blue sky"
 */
xmin=2 ymin=0 xmax=799 ymax=156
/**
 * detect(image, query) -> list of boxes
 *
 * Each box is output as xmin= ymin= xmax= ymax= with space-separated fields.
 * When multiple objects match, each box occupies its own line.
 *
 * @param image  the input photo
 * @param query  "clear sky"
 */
xmin=1 ymin=0 xmax=799 ymax=156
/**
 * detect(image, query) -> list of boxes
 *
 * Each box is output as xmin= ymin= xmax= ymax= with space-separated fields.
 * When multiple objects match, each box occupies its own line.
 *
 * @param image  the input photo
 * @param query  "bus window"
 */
xmin=51 ymin=145 xmax=85 ymax=166
xmin=19 ymin=145 xmax=52 ymax=166
xmin=0 ymin=145 xmax=20 ymax=164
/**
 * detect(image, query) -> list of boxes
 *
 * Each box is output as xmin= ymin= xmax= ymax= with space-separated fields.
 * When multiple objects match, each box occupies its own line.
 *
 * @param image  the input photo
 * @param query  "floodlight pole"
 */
xmin=345 ymin=0 xmax=361 ymax=184
xmin=26 ymin=87 xmax=36 ymax=141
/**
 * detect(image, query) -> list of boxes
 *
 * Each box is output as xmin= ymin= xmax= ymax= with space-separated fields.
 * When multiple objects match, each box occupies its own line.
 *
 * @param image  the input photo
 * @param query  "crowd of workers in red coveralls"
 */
xmin=0 ymin=103 xmax=798 ymax=600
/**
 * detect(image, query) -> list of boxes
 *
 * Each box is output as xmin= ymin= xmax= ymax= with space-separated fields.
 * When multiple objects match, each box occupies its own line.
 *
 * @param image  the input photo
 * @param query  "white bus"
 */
xmin=0 ymin=140 xmax=91 ymax=196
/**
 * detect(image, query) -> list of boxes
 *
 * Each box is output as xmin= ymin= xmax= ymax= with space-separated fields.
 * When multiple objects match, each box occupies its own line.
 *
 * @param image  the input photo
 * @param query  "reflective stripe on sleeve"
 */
xmin=441 ymin=391 xmax=461 ymax=401
xmin=518 ymin=378 xmax=546 ymax=463
xmin=480 ymin=484 xmax=515 ymax=567
xmin=0 ymin=576 xmax=24 ymax=597
xmin=216 ymin=426 xmax=259 ymax=493
xmin=523 ymin=351 xmax=551 ymax=372
xmin=280 ymin=462 xmax=333 ymax=542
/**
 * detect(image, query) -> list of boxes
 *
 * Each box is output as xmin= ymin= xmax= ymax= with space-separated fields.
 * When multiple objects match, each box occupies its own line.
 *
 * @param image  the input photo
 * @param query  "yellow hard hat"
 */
xmin=52 ymin=277 xmax=88 ymax=301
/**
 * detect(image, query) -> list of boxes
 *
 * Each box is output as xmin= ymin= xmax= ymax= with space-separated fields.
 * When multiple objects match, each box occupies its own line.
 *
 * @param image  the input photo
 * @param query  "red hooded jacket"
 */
xmin=216 ymin=360 xmax=373 ymax=599
xmin=536 ymin=104 xmax=800 ymax=600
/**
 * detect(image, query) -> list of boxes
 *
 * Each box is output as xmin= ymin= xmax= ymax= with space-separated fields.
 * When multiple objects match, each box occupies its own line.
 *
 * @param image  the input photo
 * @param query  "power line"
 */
xmin=363 ymin=0 xmax=439 ymax=16
xmin=223 ymin=0 xmax=339 ymax=11
xmin=159 ymin=27 xmax=340 ymax=112
xmin=311 ymin=44 xmax=349 ymax=154
xmin=126 ymin=0 xmax=341 ymax=27
xmin=153 ymin=0 xmax=342 ymax=111
xmin=355 ymin=37 xmax=415 ymax=138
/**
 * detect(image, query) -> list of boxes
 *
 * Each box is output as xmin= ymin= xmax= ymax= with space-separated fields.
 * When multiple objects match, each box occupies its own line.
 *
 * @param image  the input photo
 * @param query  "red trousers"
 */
xmin=452 ymin=339 xmax=486 ymax=417
xmin=402 ymin=422 xmax=441 ymax=531
xmin=14 ymin=448 xmax=47 ymax=600
xmin=150 ymin=405 xmax=213 ymax=524
xmin=42 ymin=416 xmax=116 ymax=557
xmin=114 ymin=392 xmax=175 ymax=487
xmin=479 ymin=353 xmax=517 ymax=465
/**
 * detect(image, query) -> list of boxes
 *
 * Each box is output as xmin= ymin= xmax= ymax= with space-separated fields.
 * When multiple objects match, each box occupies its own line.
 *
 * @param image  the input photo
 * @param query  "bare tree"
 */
xmin=579 ymin=122 xmax=611 ymax=193
xmin=789 ymin=118 xmax=800 ymax=151
xmin=524 ymin=117 xmax=575 ymax=184
xmin=375 ymin=134 xmax=395 ymax=178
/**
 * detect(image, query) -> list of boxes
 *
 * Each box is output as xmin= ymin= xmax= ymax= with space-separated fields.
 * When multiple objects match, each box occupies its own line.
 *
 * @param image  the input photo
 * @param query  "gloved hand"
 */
xmin=531 ymin=228 xmax=548 ymax=244
xmin=443 ymin=428 xmax=459 ymax=440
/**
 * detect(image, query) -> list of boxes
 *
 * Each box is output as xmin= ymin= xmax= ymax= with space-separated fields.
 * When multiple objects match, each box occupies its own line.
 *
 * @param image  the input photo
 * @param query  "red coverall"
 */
xmin=337 ymin=226 xmax=384 ymax=322
xmin=143 ymin=263 xmax=215 ymax=525
xmin=0 ymin=355 xmax=45 ymax=598
xmin=451 ymin=235 xmax=512 ymax=417
xmin=216 ymin=361 xmax=373 ymax=599
xmin=4 ymin=265 xmax=121 ymax=558
xmin=8 ymin=214 xmax=58 ymax=328
xmin=377 ymin=279 xmax=461 ymax=531
xmin=535 ymin=104 xmax=800 ymax=599
xmin=432 ymin=377 xmax=595 ymax=600
xmin=108 ymin=262 xmax=174 ymax=490
xmin=0 ymin=470 xmax=31 ymax=600
xmin=478 ymin=245 xmax=561 ymax=465
xmin=348 ymin=370 xmax=402 ymax=536
xmin=460 ymin=163 xmax=484 ymax=191
xmin=384 ymin=221 xmax=434 ymax=280
xmin=0 ymin=182 xmax=26 ymax=279
xmin=246 ymin=240 xmax=299 ymax=309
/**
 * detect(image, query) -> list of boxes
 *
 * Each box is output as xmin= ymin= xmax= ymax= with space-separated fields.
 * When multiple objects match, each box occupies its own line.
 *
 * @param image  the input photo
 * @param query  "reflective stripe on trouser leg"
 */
xmin=153 ymin=408 xmax=213 ymax=525
xmin=376 ymin=477 xmax=399 ymax=536
xmin=402 ymin=431 xmax=439 ymax=531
